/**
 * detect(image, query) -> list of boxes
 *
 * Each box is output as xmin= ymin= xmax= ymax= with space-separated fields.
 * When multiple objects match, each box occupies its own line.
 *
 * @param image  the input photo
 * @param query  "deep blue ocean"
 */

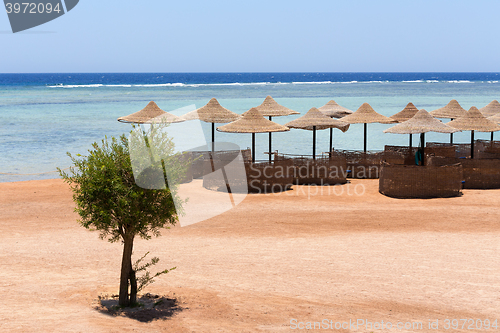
xmin=1 ymin=72 xmax=499 ymax=182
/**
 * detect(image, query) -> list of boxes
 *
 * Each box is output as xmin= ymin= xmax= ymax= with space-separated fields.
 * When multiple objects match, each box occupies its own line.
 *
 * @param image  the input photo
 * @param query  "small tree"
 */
xmin=60 ymin=131 xmax=184 ymax=307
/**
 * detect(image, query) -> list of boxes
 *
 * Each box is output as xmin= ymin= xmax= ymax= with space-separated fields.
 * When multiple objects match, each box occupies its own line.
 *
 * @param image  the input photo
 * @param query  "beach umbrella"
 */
xmin=390 ymin=102 xmax=420 ymax=152
xmin=318 ymin=100 xmax=353 ymax=152
xmin=255 ymin=96 xmax=299 ymax=161
xmin=340 ymin=103 xmax=396 ymax=152
xmin=384 ymin=109 xmax=459 ymax=166
xmin=180 ymin=98 xmax=240 ymax=150
xmin=479 ymin=100 xmax=500 ymax=140
xmin=285 ymin=107 xmax=349 ymax=159
xmin=429 ymin=100 xmax=467 ymax=144
xmin=117 ymin=101 xmax=184 ymax=124
xmin=217 ymin=108 xmax=289 ymax=162
xmin=318 ymin=100 xmax=353 ymax=118
xmin=448 ymin=106 xmax=500 ymax=158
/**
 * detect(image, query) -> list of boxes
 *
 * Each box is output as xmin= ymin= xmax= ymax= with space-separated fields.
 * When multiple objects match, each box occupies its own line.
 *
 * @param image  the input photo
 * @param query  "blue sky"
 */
xmin=1 ymin=0 xmax=499 ymax=73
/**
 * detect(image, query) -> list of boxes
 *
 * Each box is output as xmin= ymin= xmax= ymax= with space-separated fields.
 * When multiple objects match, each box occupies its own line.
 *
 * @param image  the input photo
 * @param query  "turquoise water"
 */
xmin=1 ymin=73 xmax=499 ymax=182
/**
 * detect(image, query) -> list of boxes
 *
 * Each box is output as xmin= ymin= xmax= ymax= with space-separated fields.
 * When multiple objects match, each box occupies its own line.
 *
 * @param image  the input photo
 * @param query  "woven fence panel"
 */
xmin=340 ymin=150 xmax=383 ymax=179
xmin=459 ymin=159 xmax=500 ymax=189
xmin=427 ymin=156 xmax=500 ymax=189
xmin=245 ymin=160 xmax=295 ymax=193
xmin=191 ymin=149 xmax=250 ymax=179
xmin=290 ymin=157 xmax=348 ymax=185
xmin=379 ymin=162 xmax=463 ymax=198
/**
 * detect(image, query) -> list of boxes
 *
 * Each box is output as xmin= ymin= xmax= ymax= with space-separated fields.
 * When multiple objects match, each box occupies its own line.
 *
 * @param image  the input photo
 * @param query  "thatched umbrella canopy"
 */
xmin=479 ymin=100 xmax=500 ymax=117
xmin=285 ymin=107 xmax=349 ymax=159
xmin=255 ymin=95 xmax=299 ymax=117
xmin=479 ymin=100 xmax=500 ymax=141
xmin=390 ymin=102 xmax=420 ymax=151
xmin=318 ymin=100 xmax=353 ymax=118
xmin=384 ymin=109 xmax=459 ymax=165
xmin=448 ymin=106 xmax=500 ymax=158
xmin=429 ymin=100 xmax=467 ymax=144
xmin=180 ymin=98 xmax=240 ymax=149
xmin=317 ymin=100 xmax=353 ymax=153
xmin=217 ymin=108 xmax=289 ymax=162
xmin=390 ymin=102 xmax=419 ymax=122
xmin=118 ymin=101 xmax=184 ymax=124
xmin=254 ymin=96 xmax=299 ymax=161
xmin=340 ymin=103 xmax=396 ymax=152
xmin=488 ymin=112 xmax=500 ymax=124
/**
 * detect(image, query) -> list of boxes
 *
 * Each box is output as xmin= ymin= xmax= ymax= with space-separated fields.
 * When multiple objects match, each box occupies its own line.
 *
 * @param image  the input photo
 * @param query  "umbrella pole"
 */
xmin=491 ymin=132 xmax=494 ymax=142
xmin=420 ymin=132 xmax=425 ymax=166
xmin=252 ymin=132 xmax=256 ymax=163
xmin=269 ymin=116 xmax=272 ymax=162
xmin=211 ymin=122 xmax=215 ymax=152
xmin=313 ymin=126 xmax=316 ymax=160
xmin=364 ymin=123 xmax=367 ymax=153
xmin=450 ymin=118 xmax=454 ymax=145
xmin=329 ymin=127 xmax=333 ymax=153
xmin=471 ymin=130 xmax=475 ymax=159
xmin=409 ymin=133 xmax=413 ymax=155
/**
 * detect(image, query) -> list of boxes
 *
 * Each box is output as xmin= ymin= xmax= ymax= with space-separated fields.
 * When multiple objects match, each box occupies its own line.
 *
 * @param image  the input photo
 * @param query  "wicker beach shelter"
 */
xmin=255 ymin=96 xmax=299 ymax=161
xmin=318 ymin=100 xmax=353 ymax=118
xmin=285 ymin=107 xmax=349 ymax=159
xmin=479 ymin=100 xmax=500 ymax=140
xmin=117 ymin=101 xmax=184 ymax=124
xmin=390 ymin=102 xmax=420 ymax=149
xmin=318 ymin=100 xmax=353 ymax=152
xmin=479 ymin=100 xmax=500 ymax=117
xmin=429 ymin=100 xmax=467 ymax=144
xmin=340 ymin=103 xmax=396 ymax=152
xmin=448 ymin=106 xmax=500 ymax=158
xmin=217 ymin=108 xmax=289 ymax=162
xmin=384 ymin=109 xmax=459 ymax=165
xmin=180 ymin=98 xmax=240 ymax=149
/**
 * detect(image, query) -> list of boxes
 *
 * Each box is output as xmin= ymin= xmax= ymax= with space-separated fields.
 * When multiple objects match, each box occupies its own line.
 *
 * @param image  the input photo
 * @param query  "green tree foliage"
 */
xmin=60 ymin=130 xmax=184 ymax=307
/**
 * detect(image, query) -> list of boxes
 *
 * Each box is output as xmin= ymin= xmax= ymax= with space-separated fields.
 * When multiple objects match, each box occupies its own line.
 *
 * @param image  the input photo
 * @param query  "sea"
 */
xmin=1 ymin=72 xmax=500 ymax=183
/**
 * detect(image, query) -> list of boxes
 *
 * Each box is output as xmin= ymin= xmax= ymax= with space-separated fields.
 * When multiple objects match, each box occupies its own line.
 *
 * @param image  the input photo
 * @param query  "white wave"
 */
xmin=426 ymin=80 xmax=439 ymax=83
xmin=447 ymin=80 xmax=472 ymax=83
xmin=487 ymin=81 xmax=499 ymax=83
xmin=340 ymin=81 xmax=358 ymax=84
xmin=402 ymin=80 xmax=424 ymax=83
xmin=48 ymin=84 xmax=104 ymax=88
xmin=291 ymin=81 xmax=333 ymax=85
xmin=133 ymin=83 xmax=185 ymax=87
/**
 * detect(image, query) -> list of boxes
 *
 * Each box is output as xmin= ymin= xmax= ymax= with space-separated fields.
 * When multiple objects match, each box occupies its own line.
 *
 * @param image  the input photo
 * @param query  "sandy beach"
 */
xmin=0 ymin=178 xmax=499 ymax=332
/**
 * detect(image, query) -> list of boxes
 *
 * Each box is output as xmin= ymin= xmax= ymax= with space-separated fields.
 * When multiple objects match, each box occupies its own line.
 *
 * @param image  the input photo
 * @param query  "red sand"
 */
xmin=0 ymin=179 xmax=498 ymax=332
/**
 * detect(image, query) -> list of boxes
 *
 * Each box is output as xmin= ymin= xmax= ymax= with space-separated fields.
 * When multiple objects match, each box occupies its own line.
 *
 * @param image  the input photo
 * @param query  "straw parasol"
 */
xmin=285 ymin=107 xmax=349 ymax=159
xmin=390 ymin=102 xmax=420 ymax=151
xmin=448 ymin=106 xmax=500 ymax=158
xmin=340 ymin=103 xmax=396 ymax=152
xmin=429 ymin=100 xmax=467 ymax=144
xmin=318 ymin=100 xmax=353 ymax=118
xmin=479 ymin=100 xmax=500 ymax=117
xmin=255 ymin=96 xmax=299 ymax=161
xmin=180 ymin=98 xmax=240 ymax=149
xmin=384 ymin=109 xmax=459 ymax=166
xmin=479 ymin=100 xmax=500 ymax=140
xmin=318 ymin=100 xmax=353 ymax=152
xmin=117 ymin=101 xmax=184 ymax=124
xmin=217 ymin=108 xmax=289 ymax=162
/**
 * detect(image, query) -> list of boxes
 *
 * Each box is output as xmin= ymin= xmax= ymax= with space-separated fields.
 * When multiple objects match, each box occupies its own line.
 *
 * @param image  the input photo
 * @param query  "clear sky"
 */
xmin=1 ymin=0 xmax=499 ymax=73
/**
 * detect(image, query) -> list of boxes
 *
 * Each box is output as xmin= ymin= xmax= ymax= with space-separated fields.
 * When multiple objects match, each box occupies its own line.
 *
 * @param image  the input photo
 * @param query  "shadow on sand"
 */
xmin=95 ymin=293 xmax=183 ymax=323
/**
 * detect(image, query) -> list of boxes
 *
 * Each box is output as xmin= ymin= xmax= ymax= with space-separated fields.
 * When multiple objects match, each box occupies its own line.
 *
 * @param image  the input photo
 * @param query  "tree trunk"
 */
xmin=130 ymin=269 xmax=137 ymax=305
xmin=119 ymin=234 xmax=135 ymax=307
